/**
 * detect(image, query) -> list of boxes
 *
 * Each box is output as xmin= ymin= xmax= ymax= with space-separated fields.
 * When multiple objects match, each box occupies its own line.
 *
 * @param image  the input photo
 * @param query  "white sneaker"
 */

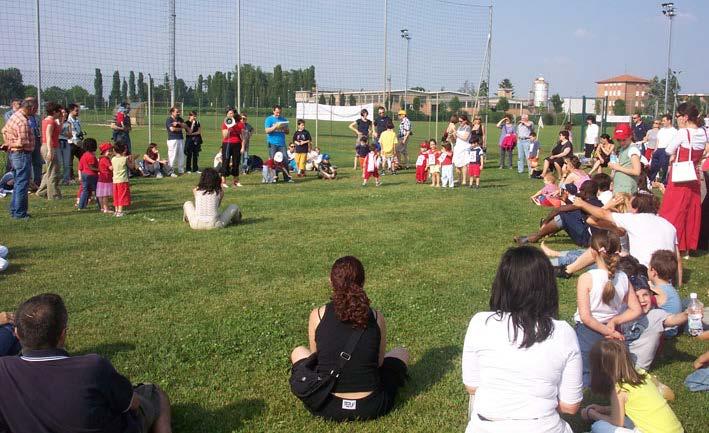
xmin=186 ymin=171 xmax=192 ymax=174
xmin=222 ymin=183 xmax=229 ymax=189
xmin=156 ymin=173 xmax=163 ymax=179
xmin=170 ymin=173 xmax=178 ymax=178
xmin=235 ymin=182 xmax=243 ymax=187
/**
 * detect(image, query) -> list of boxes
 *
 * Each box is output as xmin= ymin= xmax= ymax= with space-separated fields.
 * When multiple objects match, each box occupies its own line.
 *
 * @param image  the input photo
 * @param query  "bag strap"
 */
xmin=336 ymin=327 xmax=366 ymax=372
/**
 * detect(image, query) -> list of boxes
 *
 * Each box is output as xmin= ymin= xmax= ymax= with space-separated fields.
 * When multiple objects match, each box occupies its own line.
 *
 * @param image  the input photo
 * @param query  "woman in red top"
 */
xmin=36 ymin=102 xmax=63 ymax=199
xmin=221 ymin=107 xmax=244 ymax=187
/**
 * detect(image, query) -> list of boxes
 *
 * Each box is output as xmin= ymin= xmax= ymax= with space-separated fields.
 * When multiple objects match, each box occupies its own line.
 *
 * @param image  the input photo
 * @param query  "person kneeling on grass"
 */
xmin=581 ymin=339 xmax=683 ymax=433
xmin=0 ymin=293 xmax=173 ymax=433
xmin=183 ymin=168 xmax=241 ymax=230
xmin=290 ymin=256 xmax=409 ymax=422
xmin=318 ymin=154 xmax=337 ymax=180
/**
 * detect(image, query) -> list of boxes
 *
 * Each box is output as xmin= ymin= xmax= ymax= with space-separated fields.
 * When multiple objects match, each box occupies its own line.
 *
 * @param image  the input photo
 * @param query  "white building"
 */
xmin=533 ymin=76 xmax=549 ymax=107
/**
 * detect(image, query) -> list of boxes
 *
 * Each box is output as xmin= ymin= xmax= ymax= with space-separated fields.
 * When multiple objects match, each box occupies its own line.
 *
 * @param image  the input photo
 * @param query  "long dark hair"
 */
xmin=196 ymin=168 xmax=222 ymax=194
xmin=676 ymin=102 xmax=701 ymax=127
xmin=330 ymin=256 xmax=371 ymax=329
xmin=489 ymin=246 xmax=558 ymax=348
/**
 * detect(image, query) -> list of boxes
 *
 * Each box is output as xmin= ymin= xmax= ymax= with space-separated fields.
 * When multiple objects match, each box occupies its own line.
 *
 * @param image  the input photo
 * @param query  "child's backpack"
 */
xmin=247 ymin=155 xmax=263 ymax=172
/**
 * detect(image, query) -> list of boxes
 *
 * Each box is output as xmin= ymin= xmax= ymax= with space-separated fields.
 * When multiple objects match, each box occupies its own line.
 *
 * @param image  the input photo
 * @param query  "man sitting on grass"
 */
xmin=0 ymin=293 xmax=173 ymax=433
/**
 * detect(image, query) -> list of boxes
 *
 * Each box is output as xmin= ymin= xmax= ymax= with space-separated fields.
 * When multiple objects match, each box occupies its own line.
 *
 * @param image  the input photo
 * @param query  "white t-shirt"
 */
xmin=462 ymin=312 xmax=582 ymax=427
xmin=574 ymin=269 xmax=629 ymax=324
xmin=656 ymin=127 xmax=677 ymax=150
xmin=611 ymin=213 xmax=677 ymax=266
xmin=665 ymin=127 xmax=708 ymax=155
xmin=598 ymin=190 xmax=613 ymax=206
xmin=585 ymin=123 xmax=599 ymax=145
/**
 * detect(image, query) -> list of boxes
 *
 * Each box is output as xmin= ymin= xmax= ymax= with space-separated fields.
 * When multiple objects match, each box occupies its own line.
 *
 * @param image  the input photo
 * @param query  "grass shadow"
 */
xmin=650 ymin=337 xmax=696 ymax=369
xmin=76 ymin=342 xmax=136 ymax=360
xmin=172 ymin=399 xmax=266 ymax=433
xmin=401 ymin=345 xmax=460 ymax=402
xmin=239 ymin=216 xmax=272 ymax=226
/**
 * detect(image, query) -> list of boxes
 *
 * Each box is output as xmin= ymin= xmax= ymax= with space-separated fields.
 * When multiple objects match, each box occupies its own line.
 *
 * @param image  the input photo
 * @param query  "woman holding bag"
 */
xmin=289 ymin=256 xmax=409 ymax=421
xmin=659 ymin=103 xmax=709 ymax=258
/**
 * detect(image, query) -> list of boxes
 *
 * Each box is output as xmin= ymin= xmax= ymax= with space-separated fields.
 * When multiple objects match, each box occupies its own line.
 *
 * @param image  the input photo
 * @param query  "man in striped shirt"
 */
xmin=1 ymin=100 xmax=35 ymax=219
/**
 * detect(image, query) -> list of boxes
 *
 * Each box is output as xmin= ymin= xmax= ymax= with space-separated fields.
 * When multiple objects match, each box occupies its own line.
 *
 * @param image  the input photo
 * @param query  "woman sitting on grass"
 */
xmin=462 ymin=246 xmax=582 ymax=433
xmin=582 ymin=339 xmax=683 ymax=433
xmin=183 ymin=168 xmax=241 ymax=230
xmin=290 ymin=256 xmax=409 ymax=422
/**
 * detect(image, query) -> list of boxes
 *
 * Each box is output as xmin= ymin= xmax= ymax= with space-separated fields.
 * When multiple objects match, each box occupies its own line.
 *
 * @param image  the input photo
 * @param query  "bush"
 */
xmin=542 ymin=112 xmax=555 ymax=126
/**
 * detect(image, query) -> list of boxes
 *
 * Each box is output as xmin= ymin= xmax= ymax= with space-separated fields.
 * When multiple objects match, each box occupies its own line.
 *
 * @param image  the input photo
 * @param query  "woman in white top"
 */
xmin=183 ymin=168 xmax=241 ymax=230
xmin=658 ymin=102 xmax=709 ymax=257
xmin=575 ymin=231 xmax=641 ymax=386
xmin=462 ymin=246 xmax=583 ymax=433
xmin=453 ymin=114 xmax=472 ymax=186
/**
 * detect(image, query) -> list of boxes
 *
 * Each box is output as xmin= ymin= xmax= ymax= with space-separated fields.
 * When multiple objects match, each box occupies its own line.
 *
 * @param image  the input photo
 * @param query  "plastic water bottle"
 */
xmin=687 ymin=293 xmax=704 ymax=337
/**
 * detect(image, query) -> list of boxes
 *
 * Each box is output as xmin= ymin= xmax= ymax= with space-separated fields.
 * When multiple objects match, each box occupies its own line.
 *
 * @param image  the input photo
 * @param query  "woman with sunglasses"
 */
xmin=658 ymin=103 xmax=708 ymax=259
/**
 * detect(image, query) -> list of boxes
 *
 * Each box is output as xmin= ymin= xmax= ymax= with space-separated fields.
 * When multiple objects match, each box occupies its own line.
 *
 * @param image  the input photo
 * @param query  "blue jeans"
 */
xmin=31 ymin=142 xmax=43 ymax=185
xmin=269 ymin=144 xmax=285 ymax=159
xmin=58 ymin=139 xmax=72 ymax=182
xmin=648 ymin=148 xmax=669 ymax=184
xmin=591 ymin=418 xmax=637 ymax=432
xmin=576 ymin=322 xmax=605 ymax=387
xmin=79 ymin=174 xmax=98 ymax=209
xmin=8 ymin=151 xmax=31 ymax=218
xmin=549 ymin=248 xmax=585 ymax=267
xmin=0 ymin=324 xmax=21 ymax=357
xmin=241 ymin=149 xmax=249 ymax=172
xmin=517 ymin=139 xmax=531 ymax=173
xmin=0 ymin=171 xmax=13 ymax=192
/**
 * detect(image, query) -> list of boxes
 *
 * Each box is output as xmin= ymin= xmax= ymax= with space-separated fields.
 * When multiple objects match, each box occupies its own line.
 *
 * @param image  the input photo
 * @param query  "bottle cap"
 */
xmin=690 ymin=292 xmax=697 ymax=299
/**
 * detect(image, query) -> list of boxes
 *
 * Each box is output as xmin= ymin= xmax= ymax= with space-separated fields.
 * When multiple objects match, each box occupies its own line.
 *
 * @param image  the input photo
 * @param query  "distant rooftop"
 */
xmin=596 ymin=74 xmax=650 ymax=84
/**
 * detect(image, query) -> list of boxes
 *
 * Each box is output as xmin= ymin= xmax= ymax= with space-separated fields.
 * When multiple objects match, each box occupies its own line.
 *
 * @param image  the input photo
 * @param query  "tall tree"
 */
xmin=550 ymin=93 xmax=563 ymax=113
xmin=449 ymin=96 xmax=462 ymax=113
xmin=0 ymin=67 xmax=25 ymax=104
xmin=120 ymin=79 xmax=128 ymax=103
xmin=498 ymin=78 xmax=514 ymax=96
xmin=93 ymin=68 xmax=103 ymax=107
xmin=645 ymin=75 xmax=681 ymax=115
xmin=128 ymin=71 xmax=136 ymax=101
xmin=478 ymin=80 xmax=489 ymax=97
xmin=195 ymin=74 xmax=204 ymax=105
xmin=109 ymin=70 xmax=121 ymax=105
xmin=496 ymin=96 xmax=509 ymax=112
xmin=137 ymin=72 xmax=146 ymax=101
xmin=67 ymin=86 xmax=90 ymax=105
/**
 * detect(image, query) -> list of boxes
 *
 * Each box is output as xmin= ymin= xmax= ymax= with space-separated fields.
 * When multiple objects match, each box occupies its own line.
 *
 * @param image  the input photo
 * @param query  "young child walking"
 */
xmin=96 ymin=142 xmax=113 ymax=213
xmin=467 ymin=136 xmax=484 ymax=189
xmin=362 ymin=145 xmax=381 ymax=187
xmin=77 ymin=139 xmax=99 ymax=210
xmin=415 ymin=141 xmax=429 ymax=183
xmin=440 ymin=143 xmax=454 ymax=188
xmin=582 ymin=339 xmax=683 ymax=433
xmin=428 ymin=139 xmax=441 ymax=187
xmin=111 ymin=142 xmax=134 ymax=217
xmin=575 ymin=231 xmax=641 ymax=386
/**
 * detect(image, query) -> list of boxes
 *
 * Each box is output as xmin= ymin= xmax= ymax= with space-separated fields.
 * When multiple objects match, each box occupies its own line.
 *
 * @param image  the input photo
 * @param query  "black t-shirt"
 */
xmin=185 ymin=120 xmax=201 ymax=139
xmin=374 ymin=115 xmax=391 ymax=136
xmin=550 ymin=140 xmax=572 ymax=160
xmin=166 ymin=116 xmax=184 ymax=140
xmin=293 ymin=129 xmax=311 ymax=153
xmin=355 ymin=143 xmax=370 ymax=157
xmin=0 ymin=349 xmax=138 ymax=433
xmin=356 ymin=119 xmax=372 ymax=137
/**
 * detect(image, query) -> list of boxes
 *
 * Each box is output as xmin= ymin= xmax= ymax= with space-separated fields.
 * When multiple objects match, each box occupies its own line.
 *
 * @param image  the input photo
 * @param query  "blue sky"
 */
xmin=0 ymin=0 xmax=705 ymax=97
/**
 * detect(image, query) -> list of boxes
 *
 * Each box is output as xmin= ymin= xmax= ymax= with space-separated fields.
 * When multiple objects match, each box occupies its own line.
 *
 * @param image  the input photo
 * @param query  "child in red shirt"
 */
xmin=362 ymin=147 xmax=381 ymax=187
xmin=415 ymin=141 xmax=430 ymax=183
xmin=77 ymin=139 xmax=99 ymax=209
xmin=440 ymin=143 xmax=454 ymax=188
xmin=96 ymin=142 xmax=113 ymax=213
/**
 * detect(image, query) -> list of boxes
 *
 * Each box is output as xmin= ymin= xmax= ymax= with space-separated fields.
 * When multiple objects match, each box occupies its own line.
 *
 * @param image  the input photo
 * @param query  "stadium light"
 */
xmin=661 ymin=2 xmax=676 ymax=113
xmin=400 ymin=29 xmax=411 ymax=111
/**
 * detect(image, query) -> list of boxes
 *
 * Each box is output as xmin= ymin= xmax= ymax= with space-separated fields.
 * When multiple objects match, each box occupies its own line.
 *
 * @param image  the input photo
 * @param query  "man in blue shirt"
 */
xmin=631 ymin=112 xmax=650 ymax=144
xmin=3 ymin=99 xmax=20 ymax=123
xmin=264 ymin=105 xmax=289 ymax=158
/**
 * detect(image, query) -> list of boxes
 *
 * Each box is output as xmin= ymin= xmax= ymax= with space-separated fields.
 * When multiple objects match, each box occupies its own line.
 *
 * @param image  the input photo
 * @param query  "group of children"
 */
xmin=356 ymin=135 xmax=486 ymax=188
xmin=74 ymin=138 xmax=132 ymax=217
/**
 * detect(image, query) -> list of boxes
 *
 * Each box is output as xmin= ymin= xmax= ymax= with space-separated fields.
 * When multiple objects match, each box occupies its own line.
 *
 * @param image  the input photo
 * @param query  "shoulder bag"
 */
xmin=289 ymin=327 xmax=364 ymax=411
xmin=671 ymin=130 xmax=698 ymax=183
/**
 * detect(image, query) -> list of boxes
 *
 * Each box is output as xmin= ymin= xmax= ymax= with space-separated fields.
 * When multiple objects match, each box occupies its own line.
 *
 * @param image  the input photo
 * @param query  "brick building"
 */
xmin=596 ymin=74 xmax=650 ymax=115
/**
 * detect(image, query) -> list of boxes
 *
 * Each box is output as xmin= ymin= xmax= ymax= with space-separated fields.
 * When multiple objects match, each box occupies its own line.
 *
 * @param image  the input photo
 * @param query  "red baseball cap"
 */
xmin=613 ymin=123 xmax=632 ymax=140
xmin=99 ymin=142 xmax=112 ymax=153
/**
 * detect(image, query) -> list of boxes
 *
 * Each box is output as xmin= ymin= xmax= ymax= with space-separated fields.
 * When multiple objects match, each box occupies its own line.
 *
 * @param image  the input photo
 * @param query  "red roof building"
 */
xmin=596 ymin=74 xmax=651 ymax=115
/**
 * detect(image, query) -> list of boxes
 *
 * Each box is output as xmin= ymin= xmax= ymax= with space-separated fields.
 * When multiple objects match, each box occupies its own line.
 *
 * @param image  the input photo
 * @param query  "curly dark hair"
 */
xmin=330 ymin=256 xmax=371 ymax=329
xmin=196 ymin=168 xmax=222 ymax=194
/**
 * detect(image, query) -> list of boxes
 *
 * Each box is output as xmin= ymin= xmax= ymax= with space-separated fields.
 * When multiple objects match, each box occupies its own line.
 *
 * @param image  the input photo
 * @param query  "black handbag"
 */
xmin=289 ymin=328 xmax=364 ymax=411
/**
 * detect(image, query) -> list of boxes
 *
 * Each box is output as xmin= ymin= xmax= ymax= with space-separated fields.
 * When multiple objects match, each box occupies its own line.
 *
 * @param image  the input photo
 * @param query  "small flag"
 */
xmin=538 ymin=116 xmax=544 ymax=129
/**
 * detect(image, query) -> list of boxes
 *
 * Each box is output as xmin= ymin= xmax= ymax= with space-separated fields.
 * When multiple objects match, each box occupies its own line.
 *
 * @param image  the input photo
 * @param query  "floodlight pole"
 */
xmin=237 ymin=0 xmax=241 ymax=111
xmin=401 ymin=29 xmax=411 ymax=110
xmin=148 ymin=74 xmax=153 ymax=144
xmin=169 ymin=0 xmax=176 ymax=107
xmin=662 ymin=3 xmax=676 ymax=113
xmin=383 ymin=0 xmax=388 ymax=110
xmin=35 ymin=0 xmax=42 ymax=109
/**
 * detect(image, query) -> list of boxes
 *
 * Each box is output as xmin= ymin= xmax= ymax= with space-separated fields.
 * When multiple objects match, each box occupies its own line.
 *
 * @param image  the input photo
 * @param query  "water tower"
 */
xmin=533 ymin=76 xmax=549 ymax=107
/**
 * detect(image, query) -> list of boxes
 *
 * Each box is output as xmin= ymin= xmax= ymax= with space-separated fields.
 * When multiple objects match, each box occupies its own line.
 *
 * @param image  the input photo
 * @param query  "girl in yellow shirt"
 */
xmin=582 ymin=339 xmax=683 ymax=433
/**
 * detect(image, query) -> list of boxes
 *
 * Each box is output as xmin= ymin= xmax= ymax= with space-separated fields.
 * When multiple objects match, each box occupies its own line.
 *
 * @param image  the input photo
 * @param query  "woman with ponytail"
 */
xmin=290 ymin=256 xmax=409 ymax=421
xmin=575 ymin=231 xmax=642 ymax=386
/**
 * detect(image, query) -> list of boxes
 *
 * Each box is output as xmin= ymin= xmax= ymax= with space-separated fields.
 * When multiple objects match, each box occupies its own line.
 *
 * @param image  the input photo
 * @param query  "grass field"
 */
xmin=1 ymin=114 xmax=707 ymax=432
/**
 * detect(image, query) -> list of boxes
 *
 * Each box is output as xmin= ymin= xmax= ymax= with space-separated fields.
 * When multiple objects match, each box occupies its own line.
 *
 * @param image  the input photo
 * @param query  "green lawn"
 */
xmin=1 ymin=115 xmax=707 ymax=433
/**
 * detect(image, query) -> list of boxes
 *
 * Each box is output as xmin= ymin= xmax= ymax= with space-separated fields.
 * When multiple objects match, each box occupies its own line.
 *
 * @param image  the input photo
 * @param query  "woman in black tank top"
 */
xmin=290 ymin=256 xmax=409 ymax=422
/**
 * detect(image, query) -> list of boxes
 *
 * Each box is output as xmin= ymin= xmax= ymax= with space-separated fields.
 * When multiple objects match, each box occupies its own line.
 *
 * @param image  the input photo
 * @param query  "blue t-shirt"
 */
xmin=657 ymin=283 xmax=681 ymax=337
xmin=166 ymin=117 xmax=184 ymax=140
xmin=265 ymin=115 xmax=287 ymax=146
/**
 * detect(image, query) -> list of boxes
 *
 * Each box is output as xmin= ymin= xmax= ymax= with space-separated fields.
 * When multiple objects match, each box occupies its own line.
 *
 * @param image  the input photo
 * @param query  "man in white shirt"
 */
xmin=583 ymin=115 xmax=599 ymax=159
xmin=649 ymin=114 xmax=676 ymax=183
